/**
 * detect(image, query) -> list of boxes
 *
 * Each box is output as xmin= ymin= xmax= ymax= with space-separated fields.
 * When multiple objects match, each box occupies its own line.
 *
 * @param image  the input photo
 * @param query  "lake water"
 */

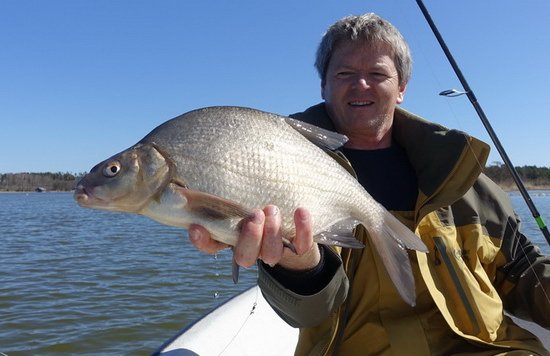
xmin=1 ymin=191 xmax=549 ymax=355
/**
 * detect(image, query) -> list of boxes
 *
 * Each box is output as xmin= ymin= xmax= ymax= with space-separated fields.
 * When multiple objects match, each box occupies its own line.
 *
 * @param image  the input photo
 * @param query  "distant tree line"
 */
xmin=1 ymin=164 xmax=549 ymax=192
xmin=0 ymin=172 xmax=84 ymax=192
xmin=484 ymin=163 xmax=550 ymax=190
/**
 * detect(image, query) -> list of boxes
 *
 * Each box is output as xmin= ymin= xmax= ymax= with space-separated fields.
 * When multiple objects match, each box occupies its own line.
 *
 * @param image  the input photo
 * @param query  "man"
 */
xmin=190 ymin=13 xmax=550 ymax=355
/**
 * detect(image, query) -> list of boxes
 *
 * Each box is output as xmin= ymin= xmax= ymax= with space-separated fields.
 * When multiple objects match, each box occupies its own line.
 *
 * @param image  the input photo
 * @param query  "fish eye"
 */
xmin=103 ymin=162 xmax=121 ymax=177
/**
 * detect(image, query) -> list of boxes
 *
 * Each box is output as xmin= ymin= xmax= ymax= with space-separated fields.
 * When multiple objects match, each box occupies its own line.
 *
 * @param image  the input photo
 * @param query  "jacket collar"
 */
xmin=290 ymin=103 xmax=490 ymax=211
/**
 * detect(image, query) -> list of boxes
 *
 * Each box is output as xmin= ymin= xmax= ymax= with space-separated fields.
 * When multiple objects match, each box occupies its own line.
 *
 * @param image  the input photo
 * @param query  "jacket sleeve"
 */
xmin=257 ymin=245 xmax=349 ymax=328
xmin=476 ymin=175 xmax=550 ymax=328
xmin=496 ymin=221 xmax=550 ymax=328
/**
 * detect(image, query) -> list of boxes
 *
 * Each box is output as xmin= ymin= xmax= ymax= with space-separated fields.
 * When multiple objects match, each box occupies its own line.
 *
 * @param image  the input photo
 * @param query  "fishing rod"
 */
xmin=415 ymin=0 xmax=550 ymax=247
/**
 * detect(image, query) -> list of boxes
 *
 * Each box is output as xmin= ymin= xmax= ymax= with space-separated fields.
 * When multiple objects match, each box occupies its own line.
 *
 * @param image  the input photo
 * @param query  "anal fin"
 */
xmin=314 ymin=218 xmax=364 ymax=249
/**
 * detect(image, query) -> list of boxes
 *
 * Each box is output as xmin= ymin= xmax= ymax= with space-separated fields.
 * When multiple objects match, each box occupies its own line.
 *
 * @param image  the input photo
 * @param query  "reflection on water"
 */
xmin=508 ymin=190 xmax=550 ymax=255
xmin=0 ymin=191 xmax=549 ymax=354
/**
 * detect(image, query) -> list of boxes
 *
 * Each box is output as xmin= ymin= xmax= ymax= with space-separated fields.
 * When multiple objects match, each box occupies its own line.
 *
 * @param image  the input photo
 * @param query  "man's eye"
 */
xmin=369 ymin=72 xmax=391 ymax=82
xmin=371 ymin=72 xmax=388 ymax=78
xmin=336 ymin=71 xmax=353 ymax=78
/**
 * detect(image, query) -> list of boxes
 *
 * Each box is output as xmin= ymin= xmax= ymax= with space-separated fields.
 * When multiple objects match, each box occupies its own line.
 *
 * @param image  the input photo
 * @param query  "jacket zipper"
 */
xmin=433 ymin=236 xmax=481 ymax=335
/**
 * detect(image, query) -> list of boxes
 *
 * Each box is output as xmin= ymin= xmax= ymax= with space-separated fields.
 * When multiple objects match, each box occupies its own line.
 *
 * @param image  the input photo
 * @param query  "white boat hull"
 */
xmin=154 ymin=286 xmax=298 ymax=355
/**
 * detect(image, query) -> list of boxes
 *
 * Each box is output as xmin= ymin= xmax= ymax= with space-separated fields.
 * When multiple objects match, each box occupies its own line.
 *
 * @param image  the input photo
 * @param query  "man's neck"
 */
xmin=343 ymin=128 xmax=393 ymax=150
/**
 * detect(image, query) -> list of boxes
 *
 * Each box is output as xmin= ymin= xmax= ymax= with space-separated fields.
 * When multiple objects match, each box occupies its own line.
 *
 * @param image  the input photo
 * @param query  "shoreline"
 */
xmin=499 ymin=185 xmax=550 ymax=192
xmin=2 ymin=187 xmax=550 ymax=193
xmin=0 ymin=190 xmax=74 ymax=193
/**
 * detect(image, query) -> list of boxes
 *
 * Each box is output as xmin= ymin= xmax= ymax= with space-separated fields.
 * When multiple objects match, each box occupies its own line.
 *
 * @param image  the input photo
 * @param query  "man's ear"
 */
xmin=396 ymin=83 xmax=407 ymax=104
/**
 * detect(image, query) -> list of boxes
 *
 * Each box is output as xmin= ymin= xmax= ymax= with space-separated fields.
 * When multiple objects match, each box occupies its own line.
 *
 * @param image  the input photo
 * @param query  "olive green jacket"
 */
xmin=258 ymin=104 xmax=550 ymax=355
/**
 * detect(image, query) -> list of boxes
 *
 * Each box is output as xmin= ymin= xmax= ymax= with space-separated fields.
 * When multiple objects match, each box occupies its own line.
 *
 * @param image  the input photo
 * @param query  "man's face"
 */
xmin=321 ymin=41 xmax=407 ymax=145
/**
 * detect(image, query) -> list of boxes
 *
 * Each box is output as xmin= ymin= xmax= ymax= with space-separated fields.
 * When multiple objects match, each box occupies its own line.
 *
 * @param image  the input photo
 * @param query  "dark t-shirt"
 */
xmin=342 ymin=143 xmax=417 ymax=211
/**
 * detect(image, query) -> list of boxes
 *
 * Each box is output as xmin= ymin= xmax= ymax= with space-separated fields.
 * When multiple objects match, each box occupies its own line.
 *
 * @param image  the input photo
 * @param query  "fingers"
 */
xmin=235 ymin=206 xmax=318 ymax=270
xmin=292 ymin=207 xmax=314 ymax=255
xmin=189 ymin=206 xmax=318 ymax=271
xmin=260 ymin=206 xmax=285 ymax=267
xmin=235 ymin=205 xmax=286 ymax=268
xmin=188 ymin=224 xmax=228 ymax=254
xmin=277 ymin=207 xmax=320 ymax=270
xmin=234 ymin=209 xmax=265 ymax=268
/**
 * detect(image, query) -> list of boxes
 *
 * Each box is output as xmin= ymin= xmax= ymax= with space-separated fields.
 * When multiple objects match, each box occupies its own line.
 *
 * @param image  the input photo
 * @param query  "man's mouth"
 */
xmin=349 ymin=101 xmax=373 ymax=107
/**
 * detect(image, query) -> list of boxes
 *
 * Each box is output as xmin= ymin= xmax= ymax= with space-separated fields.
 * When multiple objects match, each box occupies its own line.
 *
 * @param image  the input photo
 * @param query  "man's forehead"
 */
xmin=329 ymin=41 xmax=396 ymax=66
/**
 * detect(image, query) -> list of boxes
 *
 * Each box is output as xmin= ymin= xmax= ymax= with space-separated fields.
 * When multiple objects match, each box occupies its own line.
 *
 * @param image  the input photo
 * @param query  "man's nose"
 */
xmin=352 ymin=77 xmax=370 ymax=89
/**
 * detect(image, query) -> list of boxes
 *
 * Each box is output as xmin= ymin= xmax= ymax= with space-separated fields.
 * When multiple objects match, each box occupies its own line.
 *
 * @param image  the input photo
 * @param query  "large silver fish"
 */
xmin=74 ymin=106 xmax=427 ymax=305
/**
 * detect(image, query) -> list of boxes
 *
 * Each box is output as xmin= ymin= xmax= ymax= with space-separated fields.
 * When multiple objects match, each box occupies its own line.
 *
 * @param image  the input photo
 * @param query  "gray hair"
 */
xmin=315 ymin=13 xmax=412 ymax=86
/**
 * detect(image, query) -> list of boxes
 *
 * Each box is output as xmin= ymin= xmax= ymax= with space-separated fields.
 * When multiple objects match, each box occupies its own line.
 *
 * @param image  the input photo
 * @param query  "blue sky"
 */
xmin=1 ymin=0 xmax=549 ymax=173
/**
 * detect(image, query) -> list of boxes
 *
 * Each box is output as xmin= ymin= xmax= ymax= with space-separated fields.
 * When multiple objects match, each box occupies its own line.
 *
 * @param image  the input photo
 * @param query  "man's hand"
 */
xmin=188 ymin=205 xmax=320 ymax=271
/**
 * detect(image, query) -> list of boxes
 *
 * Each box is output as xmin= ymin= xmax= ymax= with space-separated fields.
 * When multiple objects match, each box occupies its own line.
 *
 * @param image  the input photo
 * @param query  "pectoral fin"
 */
xmin=175 ymin=187 xmax=253 ymax=220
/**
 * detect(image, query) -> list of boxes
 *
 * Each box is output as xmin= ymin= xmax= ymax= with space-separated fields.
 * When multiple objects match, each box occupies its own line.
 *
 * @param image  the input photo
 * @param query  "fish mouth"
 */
xmin=73 ymin=185 xmax=91 ymax=206
xmin=73 ymin=184 xmax=130 ymax=212
xmin=73 ymin=184 xmax=104 ymax=207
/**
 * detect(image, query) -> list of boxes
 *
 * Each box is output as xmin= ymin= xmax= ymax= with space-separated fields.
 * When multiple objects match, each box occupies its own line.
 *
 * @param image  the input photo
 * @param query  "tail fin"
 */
xmin=367 ymin=211 xmax=428 ymax=306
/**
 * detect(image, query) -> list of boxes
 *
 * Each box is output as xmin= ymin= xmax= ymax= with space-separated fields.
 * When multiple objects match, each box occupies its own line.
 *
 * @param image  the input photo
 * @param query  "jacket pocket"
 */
xmin=431 ymin=235 xmax=503 ymax=342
